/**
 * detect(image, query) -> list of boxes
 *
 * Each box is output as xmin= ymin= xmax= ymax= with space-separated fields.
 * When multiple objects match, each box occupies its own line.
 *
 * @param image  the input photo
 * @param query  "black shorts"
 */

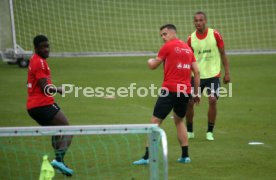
xmin=28 ymin=103 xmax=60 ymax=126
xmin=191 ymin=77 xmax=220 ymax=98
xmin=153 ymin=90 xmax=190 ymax=120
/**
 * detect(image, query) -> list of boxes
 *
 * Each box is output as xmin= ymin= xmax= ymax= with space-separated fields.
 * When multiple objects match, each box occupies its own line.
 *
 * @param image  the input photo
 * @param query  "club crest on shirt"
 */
xmin=175 ymin=47 xmax=181 ymax=54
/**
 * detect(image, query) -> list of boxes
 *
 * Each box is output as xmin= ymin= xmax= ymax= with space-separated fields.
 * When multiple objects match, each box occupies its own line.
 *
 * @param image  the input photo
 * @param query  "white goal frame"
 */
xmin=0 ymin=124 xmax=168 ymax=180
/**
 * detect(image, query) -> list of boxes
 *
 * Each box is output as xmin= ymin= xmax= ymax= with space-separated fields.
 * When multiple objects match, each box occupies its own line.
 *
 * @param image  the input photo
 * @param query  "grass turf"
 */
xmin=0 ymin=54 xmax=276 ymax=179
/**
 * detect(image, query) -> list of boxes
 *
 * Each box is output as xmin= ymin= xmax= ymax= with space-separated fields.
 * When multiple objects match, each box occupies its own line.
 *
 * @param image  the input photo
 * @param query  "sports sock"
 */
xmin=181 ymin=146 xmax=188 ymax=158
xmin=186 ymin=122 xmax=193 ymax=132
xmin=55 ymin=150 xmax=66 ymax=162
xmin=142 ymin=147 xmax=149 ymax=160
xmin=207 ymin=122 xmax=215 ymax=132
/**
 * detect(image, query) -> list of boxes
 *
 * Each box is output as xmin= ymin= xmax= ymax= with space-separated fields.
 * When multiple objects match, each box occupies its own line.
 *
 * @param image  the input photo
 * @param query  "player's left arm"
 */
xmin=191 ymin=61 xmax=200 ymax=104
xmin=33 ymin=60 xmax=64 ymax=95
xmin=214 ymin=30 xmax=231 ymax=84
xmin=218 ymin=47 xmax=231 ymax=84
xmin=38 ymin=78 xmax=63 ymax=95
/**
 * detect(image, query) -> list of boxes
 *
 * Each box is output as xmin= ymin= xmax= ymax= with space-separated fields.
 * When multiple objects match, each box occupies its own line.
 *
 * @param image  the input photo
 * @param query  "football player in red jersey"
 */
xmin=133 ymin=24 xmax=200 ymax=165
xmin=27 ymin=35 xmax=73 ymax=176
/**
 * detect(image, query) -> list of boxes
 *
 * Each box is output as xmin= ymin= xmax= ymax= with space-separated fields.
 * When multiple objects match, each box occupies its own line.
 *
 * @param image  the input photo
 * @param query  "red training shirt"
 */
xmin=157 ymin=38 xmax=196 ymax=94
xmin=26 ymin=53 xmax=54 ymax=109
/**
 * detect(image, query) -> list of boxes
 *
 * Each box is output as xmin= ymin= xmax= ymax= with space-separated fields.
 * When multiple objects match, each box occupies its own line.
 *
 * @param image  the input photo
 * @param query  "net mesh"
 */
xmin=0 ymin=133 xmax=165 ymax=180
xmin=8 ymin=0 xmax=276 ymax=53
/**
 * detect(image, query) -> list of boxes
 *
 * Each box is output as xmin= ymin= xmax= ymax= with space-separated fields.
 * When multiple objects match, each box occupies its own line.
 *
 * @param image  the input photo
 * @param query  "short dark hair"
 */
xmin=33 ymin=35 xmax=48 ymax=47
xmin=195 ymin=11 xmax=207 ymax=19
xmin=160 ymin=24 xmax=177 ymax=31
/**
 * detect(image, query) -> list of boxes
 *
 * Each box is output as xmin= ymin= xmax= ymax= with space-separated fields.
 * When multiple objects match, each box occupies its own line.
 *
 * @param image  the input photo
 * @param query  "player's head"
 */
xmin=160 ymin=24 xmax=177 ymax=42
xmin=194 ymin=11 xmax=207 ymax=32
xmin=33 ymin=35 xmax=50 ymax=59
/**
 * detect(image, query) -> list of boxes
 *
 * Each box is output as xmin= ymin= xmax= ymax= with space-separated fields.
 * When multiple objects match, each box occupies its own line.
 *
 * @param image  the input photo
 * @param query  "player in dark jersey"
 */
xmin=27 ymin=35 xmax=73 ymax=176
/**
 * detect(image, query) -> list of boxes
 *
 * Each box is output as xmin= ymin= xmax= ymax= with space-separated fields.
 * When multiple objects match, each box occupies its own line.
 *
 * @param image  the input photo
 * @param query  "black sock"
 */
xmin=207 ymin=122 xmax=215 ymax=132
xmin=142 ymin=147 xmax=149 ymax=160
xmin=186 ymin=122 xmax=193 ymax=132
xmin=55 ymin=150 xmax=66 ymax=162
xmin=182 ymin=146 xmax=188 ymax=158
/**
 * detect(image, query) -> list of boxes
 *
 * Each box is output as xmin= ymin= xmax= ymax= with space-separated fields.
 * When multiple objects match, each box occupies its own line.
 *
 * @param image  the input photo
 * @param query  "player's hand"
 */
xmin=223 ymin=74 xmax=231 ymax=84
xmin=57 ymin=87 xmax=64 ymax=95
xmin=192 ymin=95 xmax=200 ymax=105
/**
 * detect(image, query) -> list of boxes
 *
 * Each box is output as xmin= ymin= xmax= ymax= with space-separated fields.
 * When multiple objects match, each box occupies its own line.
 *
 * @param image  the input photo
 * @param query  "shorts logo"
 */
xmin=52 ymin=104 xmax=58 ymax=109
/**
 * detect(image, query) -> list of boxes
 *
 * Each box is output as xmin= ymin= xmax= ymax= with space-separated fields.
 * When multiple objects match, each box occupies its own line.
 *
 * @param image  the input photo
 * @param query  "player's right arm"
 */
xmin=147 ymin=57 xmax=163 ymax=70
xmin=147 ymin=43 xmax=168 ymax=70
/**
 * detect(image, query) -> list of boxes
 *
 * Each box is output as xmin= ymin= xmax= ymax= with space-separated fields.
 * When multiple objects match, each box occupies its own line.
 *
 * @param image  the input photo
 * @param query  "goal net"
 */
xmin=2 ymin=0 xmax=275 ymax=56
xmin=0 ymin=124 xmax=168 ymax=180
xmin=0 ymin=0 xmax=13 ymax=53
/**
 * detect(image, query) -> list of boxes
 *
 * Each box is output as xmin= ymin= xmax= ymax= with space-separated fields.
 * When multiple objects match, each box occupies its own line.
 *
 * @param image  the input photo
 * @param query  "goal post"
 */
xmin=0 ymin=0 xmax=13 ymax=61
xmin=0 ymin=124 xmax=168 ymax=180
xmin=0 ymin=0 xmax=32 ymax=66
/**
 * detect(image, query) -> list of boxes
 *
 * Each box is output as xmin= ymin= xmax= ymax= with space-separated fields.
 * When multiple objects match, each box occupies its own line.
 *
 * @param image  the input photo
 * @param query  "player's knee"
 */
xmin=150 ymin=116 xmax=162 ymax=125
xmin=173 ymin=114 xmax=183 ymax=124
xmin=52 ymin=111 xmax=70 ymax=125
xmin=209 ymin=97 xmax=217 ymax=106
xmin=65 ymin=135 xmax=73 ymax=144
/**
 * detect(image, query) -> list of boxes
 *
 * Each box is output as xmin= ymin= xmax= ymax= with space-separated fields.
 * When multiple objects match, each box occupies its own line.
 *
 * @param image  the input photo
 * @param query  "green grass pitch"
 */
xmin=0 ymin=54 xmax=276 ymax=179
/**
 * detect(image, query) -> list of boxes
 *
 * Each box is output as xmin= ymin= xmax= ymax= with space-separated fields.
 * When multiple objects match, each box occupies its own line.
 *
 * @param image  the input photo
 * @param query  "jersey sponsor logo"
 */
xmin=198 ymin=49 xmax=211 ymax=54
xmin=183 ymin=64 xmax=191 ymax=69
xmin=176 ymin=63 xmax=191 ymax=69
xmin=177 ymin=63 xmax=182 ymax=69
